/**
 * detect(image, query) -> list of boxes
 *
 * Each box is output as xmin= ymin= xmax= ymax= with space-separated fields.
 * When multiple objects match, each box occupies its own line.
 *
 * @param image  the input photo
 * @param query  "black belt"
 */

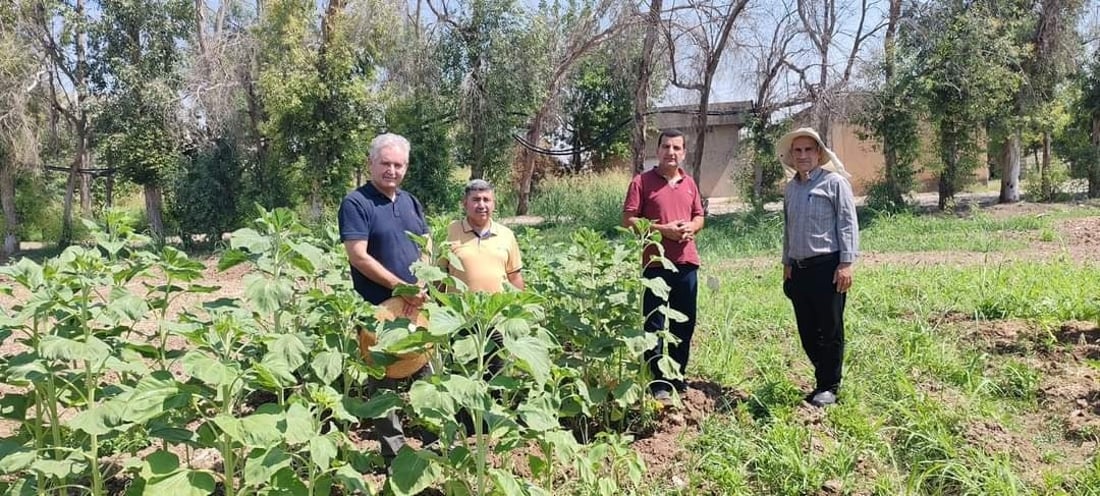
xmin=791 ymin=252 xmax=839 ymax=269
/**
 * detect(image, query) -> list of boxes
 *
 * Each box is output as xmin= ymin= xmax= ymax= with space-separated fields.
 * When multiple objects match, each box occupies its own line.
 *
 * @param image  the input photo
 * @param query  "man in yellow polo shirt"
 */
xmin=440 ymin=179 xmax=524 ymax=292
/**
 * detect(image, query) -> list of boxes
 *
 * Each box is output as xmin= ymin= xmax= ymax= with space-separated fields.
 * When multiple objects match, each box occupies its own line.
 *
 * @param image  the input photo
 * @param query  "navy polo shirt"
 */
xmin=338 ymin=182 xmax=428 ymax=304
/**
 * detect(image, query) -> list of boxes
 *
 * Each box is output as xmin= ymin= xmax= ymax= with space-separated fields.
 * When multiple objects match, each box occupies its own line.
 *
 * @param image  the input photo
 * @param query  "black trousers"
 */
xmin=642 ymin=264 xmax=698 ymax=393
xmin=783 ymin=254 xmax=846 ymax=393
xmin=368 ymin=364 xmax=435 ymax=460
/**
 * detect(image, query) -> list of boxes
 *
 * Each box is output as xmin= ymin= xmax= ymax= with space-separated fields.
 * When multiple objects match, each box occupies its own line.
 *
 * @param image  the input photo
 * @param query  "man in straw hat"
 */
xmin=622 ymin=128 xmax=705 ymax=404
xmin=777 ymin=127 xmax=860 ymax=407
xmin=338 ymin=132 xmax=433 ymax=466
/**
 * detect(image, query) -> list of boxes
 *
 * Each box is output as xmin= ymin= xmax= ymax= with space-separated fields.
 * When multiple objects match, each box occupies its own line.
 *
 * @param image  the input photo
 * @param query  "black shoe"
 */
xmin=809 ymin=390 xmax=837 ymax=407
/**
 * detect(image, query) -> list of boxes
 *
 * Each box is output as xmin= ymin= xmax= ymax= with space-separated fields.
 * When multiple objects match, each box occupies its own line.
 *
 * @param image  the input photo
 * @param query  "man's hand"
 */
xmin=399 ymin=287 xmax=428 ymax=316
xmin=833 ymin=263 xmax=853 ymax=293
xmin=655 ymin=221 xmax=685 ymax=241
xmin=784 ymin=264 xmax=792 ymax=280
xmin=676 ymin=221 xmax=696 ymax=242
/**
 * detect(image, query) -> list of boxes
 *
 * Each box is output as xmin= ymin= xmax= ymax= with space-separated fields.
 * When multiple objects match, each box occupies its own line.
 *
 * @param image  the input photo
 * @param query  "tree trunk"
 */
xmin=883 ymin=139 xmax=902 ymax=206
xmin=61 ymin=131 xmax=89 ymax=245
xmin=0 ymin=159 xmax=18 ymax=260
xmin=1039 ymin=131 xmax=1052 ymax=200
xmin=690 ymin=94 xmax=709 ymax=189
xmin=938 ymin=130 xmax=958 ymax=210
xmin=105 ymin=173 xmax=115 ymax=208
xmin=469 ymin=87 xmax=487 ymax=180
xmin=144 ymin=183 xmax=165 ymax=240
xmin=630 ymin=0 xmax=661 ymax=174
xmin=515 ymin=110 xmax=547 ymax=215
xmin=310 ymin=179 xmax=323 ymax=223
xmin=1091 ymin=116 xmax=1100 ymax=199
xmin=999 ymin=131 xmax=1020 ymax=203
xmin=80 ymin=171 xmax=92 ymax=217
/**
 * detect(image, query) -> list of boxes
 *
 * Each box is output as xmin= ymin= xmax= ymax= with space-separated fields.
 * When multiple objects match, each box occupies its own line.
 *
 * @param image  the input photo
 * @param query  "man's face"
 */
xmin=656 ymin=135 xmax=686 ymax=170
xmin=370 ymin=145 xmax=409 ymax=192
xmin=463 ymin=189 xmax=495 ymax=225
xmin=790 ymin=136 xmax=821 ymax=174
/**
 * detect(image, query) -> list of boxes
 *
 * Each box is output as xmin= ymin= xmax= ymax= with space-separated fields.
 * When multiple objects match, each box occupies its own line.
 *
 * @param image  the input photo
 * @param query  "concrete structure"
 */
xmin=643 ymin=101 xmax=753 ymax=199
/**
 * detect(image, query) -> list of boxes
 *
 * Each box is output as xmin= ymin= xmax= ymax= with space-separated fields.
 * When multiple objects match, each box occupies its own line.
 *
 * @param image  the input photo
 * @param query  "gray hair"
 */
xmin=464 ymin=179 xmax=494 ymax=197
xmin=370 ymin=133 xmax=411 ymax=163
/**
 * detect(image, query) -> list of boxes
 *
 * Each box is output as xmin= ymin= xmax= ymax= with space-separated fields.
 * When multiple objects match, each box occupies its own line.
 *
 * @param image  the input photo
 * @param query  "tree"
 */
xmin=31 ymin=0 xmax=96 ymax=245
xmin=558 ymin=49 xmax=636 ymax=173
xmin=0 ymin=2 xmax=41 ymax=259
xmin=1056 ymin=50 xmax=1100 ymax=197
xmin=92 ymin=0 xmax=194 ymax=240
xmin=904 ymin=0 xmax=1022 ymax=209
xmin=429 ymin=0 xmax=530 ymax=183
xmin=513 ymin=0 xmax=630 ymax=215
xmin=791 ymin=0 xmax=887 ymax=143
xmin=663 ymin=0 xmax=750 ymax=189
xmin=853 ymin=0 xmax=920 ymax=210
xmin=630 ymin=0 xmax=662 ymax=173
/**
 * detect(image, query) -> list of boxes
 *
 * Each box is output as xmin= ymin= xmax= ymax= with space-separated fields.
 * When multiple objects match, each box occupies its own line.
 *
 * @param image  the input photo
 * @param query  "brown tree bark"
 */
xmin=144 ymin=183 xmax=164 ymax=240
xmin=999 ymin=131 xmax=1021 ymax=203
xmin=0 ymin=156 xmax=17 ymax=260
xmin=630 ymin=0 xmax=661 ymax=174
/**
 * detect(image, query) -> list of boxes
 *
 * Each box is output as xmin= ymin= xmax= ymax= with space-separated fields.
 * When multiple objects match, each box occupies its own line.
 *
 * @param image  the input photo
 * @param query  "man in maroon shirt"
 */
xmin=622 ymin=129 xmax=705 ymax=402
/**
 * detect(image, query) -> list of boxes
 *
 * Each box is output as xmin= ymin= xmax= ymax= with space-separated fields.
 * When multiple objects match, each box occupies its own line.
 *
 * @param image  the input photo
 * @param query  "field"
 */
xmin=2 ymin=195 xmax=1100 ymax=495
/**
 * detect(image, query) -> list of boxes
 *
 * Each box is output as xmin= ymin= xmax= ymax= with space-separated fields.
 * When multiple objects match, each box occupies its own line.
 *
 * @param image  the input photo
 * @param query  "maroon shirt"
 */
xmin=623 ymin=168 xmax=704 ymax=267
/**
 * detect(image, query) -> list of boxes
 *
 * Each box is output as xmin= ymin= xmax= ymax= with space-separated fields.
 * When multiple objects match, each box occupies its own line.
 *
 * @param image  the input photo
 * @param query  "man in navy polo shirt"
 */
xmin=338 ymin=132 xmax=430 ymax=466
xmin=622 ymin=128 xmax=705 ymax=404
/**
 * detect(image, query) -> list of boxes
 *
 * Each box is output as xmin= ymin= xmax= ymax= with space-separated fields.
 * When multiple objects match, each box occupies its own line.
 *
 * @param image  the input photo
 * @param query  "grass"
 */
xmin=519 ymin=174 xmax=1100 ymax=495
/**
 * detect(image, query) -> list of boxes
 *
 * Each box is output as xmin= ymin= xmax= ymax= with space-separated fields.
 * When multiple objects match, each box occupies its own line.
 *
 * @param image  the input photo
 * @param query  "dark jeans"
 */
xmin=368 ymin=364 xmax=435 ymax=460
xmin=642 ymin=264 xmax=698 ymax=393
xmin=783 ymin=254 xmax=846 ymax=393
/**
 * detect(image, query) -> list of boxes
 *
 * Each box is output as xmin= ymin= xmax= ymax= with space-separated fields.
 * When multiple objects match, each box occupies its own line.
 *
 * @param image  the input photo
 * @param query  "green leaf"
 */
xmin=144 ymin=470 xmax=217 ymax=496
xmin=309 ymin=435 xmax=338 ymax=471
xmin=182 ymin=352 xmax=240 ymax=388
xmin=243 ymin=447 xmax=293 ymax=488
xmin=244 ymin=274 xmax=293 ymax=314
xmin=311 ymin=350 xmax=343 ymax=385
xmin=267 ymin=467 xmax=309 ymax=496
xmin=0 ymin=442 xmax=34 ymax=473
xmin=290 ymin=241 xmax=325 ymax=273
xmin=612 ymin=380 xmax=642 ymax=407
xmin=332 ymin=463 xmax=369 ymax=494
xmin=490 ymin=468 xmax=525 ymax=496
xmin=67 ymin=402 xmax=125 ymax=436
xmin=29 ymin=458 xmax=86 ymax=479
xmin=389 ymin=447 xmax=441 ymax=496
xmin=140 ymin=450 xmax=180 ymax=477
xmin=218 ymin=248 xmax=251 ymax=271
xmin=117 ymin=372 xmax=186 ymax=424
xmin=266 ymin=332 xmax=312 ymax=372
xmin=238 ymin=404 xmax=285 ymax=448
xmin=344 ymin=391 xmax=403 ymax=420
xmin=283 ymin=402 xmax=316 ymax=446
xmin=518 ymin=394 xmax=559 ymax=432
xmin=640 ymin=276 xmax=671 ymax=301
xmin=39 ymin=335 xmax=112 ymax=364
xmin=230 ymin=228 xmax=270 ymax=254
xmin=409 ymin=380 xmax=457 ymax=421
xmin=502 ymin=335 xmax=552 ymax=385
xmin=428 ymin=305 xmax=465 ymax=336
xmin=0 ymin=394 xmax=28 ymax=421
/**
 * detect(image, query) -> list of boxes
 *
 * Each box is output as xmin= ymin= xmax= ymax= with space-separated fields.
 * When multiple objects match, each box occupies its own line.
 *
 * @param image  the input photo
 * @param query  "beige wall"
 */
xmin=642 ymin=125 xmax=741 ymax=198
xmin=825 ymin=122 xmax=989 ymax=196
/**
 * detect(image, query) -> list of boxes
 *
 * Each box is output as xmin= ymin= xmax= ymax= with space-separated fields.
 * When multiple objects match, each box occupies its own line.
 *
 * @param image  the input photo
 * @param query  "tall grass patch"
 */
xmin=528 ymin=171 xmax=629 ymax=234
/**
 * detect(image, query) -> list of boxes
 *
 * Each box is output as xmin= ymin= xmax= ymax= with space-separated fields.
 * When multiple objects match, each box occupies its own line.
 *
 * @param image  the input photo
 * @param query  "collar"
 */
xmin=649 ymin=166 xmax=687 ymax=184
xmin=364 ymin=181 xmax=403 ymax=200
xmin=796 ymin=167 xmax=825 ymax=183
xmin=461 ymin=218 xmax=498 ymax=238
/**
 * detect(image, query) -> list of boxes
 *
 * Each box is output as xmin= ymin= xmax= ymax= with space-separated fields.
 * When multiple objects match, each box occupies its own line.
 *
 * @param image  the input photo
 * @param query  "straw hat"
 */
xmin=357 ymin=296 xmax=432 ymax=379
xmin=775 ymin=127 xmax=851 ymax=180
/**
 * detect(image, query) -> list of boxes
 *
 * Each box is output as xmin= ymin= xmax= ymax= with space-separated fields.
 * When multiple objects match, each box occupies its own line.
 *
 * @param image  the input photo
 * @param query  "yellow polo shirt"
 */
xmin=440 ymin=219 xmax=522 ymax=293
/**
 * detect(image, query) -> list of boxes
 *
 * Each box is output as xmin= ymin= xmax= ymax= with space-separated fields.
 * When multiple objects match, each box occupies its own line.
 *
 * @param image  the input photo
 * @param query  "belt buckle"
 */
xmin=795 ymin=258 xmax=807 ymax=269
